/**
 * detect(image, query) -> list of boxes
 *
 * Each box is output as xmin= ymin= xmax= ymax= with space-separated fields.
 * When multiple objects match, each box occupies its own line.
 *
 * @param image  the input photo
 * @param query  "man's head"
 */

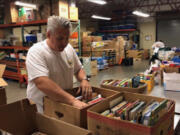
xmin=47 ymin=16 xmax=72 ymax=52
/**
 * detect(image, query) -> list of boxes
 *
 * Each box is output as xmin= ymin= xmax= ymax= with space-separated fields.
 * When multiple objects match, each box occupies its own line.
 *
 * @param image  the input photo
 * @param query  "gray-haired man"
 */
xmin=26 ymin=16 xmax=92 ymax=113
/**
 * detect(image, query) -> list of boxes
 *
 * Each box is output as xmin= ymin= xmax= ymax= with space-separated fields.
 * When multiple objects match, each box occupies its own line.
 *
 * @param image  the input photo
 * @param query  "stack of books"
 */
xmin=76 ymin=92 xmax=104 ymax=105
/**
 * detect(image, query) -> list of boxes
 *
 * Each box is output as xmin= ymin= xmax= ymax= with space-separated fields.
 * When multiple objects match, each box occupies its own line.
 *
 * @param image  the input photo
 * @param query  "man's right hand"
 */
xmin=72 ymin=99 xmax=88 ymax=109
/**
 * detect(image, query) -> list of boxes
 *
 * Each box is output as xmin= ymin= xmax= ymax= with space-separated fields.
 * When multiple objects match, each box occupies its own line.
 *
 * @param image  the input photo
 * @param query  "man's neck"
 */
xmin=46 ymin=39 xmax=56 ymax=51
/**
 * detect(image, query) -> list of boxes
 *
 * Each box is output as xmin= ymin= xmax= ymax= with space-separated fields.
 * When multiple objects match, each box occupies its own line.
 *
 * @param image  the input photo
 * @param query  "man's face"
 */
xmin=49 ymin=27 xmax=70 ymax=52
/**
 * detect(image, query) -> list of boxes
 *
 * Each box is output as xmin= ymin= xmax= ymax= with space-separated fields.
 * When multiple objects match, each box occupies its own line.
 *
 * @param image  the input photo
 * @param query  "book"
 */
xmin=101 ymin=110 xmax=110 ymax=116
xmin=111 ymin=101 xmax=127 ymax=113
xmin=124 ymin=99 xmax=140 ymax=120
xmin=129 ymin=101 xmax=146 ymax=121
xmin=109 ymin=96 xmax=123 ymax=108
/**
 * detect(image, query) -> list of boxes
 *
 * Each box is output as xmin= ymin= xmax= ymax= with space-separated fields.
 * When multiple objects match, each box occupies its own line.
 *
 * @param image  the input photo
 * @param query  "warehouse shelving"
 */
xmin=100 ymin=29 xmax=136 ymax=33
xmin=0 ymin=46 xmax=27 ymax=85
xmin=0 ymin=19 xmax=81 ymax=84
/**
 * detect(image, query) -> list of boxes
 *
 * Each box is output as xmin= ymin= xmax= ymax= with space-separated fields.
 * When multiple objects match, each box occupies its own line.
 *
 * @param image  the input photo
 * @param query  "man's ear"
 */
xmin=46 ymin=31 xmax=51 ymax=39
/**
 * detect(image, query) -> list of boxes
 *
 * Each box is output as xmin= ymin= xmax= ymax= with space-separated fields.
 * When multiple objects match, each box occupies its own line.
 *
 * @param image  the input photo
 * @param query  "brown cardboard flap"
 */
xmin=36 ymin=113 xmax=91 ymax=135
xmin=0 ymin=88 xmax=6 ymax=105
xmin=0 ymin=78 xmax=8 ymax=87
xmin=0 ymin=64 xmax=6 ymax=78
xmin=0 ymin=99 xmax=37 ymax=135
xmin=0 ymin=64 xmax=7 ymax=87
xmin=44 ymin=87 xmax=118 ymax=128
xmin=164 ymin=66 xmax=179 ymax=73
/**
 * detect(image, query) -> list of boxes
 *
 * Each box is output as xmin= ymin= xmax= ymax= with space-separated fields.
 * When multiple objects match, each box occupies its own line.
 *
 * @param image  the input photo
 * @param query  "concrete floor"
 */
xmin=5 ymin=60 xmax=180 ymax=129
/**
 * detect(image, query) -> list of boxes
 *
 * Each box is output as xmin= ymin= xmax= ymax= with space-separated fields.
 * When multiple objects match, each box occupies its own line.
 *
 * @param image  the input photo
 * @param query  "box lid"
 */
xmin=0 ymin=64 xmax=7 ymax=87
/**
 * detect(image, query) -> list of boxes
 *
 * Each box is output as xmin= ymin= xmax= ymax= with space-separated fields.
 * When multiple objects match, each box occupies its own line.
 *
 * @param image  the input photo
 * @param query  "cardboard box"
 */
xmin=160 ymin=66 xmax=180 ymax=86
xmin=91 ymin=60 xmax=98 ymax=76
xmin=164 ymin=66 xmax=179 ymax=73
xmin=59 ymin=1 xmax=69 ymax=19
xmin=69 ymin=39 xmax=78 ymax=48
xmin=44 ymin=87 xmax=118 ymax=128
xmin=83 ymin=36 xmax=93 ymax=47
xmin=0 ymin=30 xmax=5 ymax=39
xmin=127 ymin=50 xmax=143 ymax=58
xmin=101 ymin=82 xmax=147 ymax=94
xmin=82 ymin=32 xmax=91 ymax=38
xmin=69 ymin=6 xmax=78 ymax=21
xmin=143 ymin=49 xmax=150 ymax=59
xmin=0 ymin=88 xmax=6 ymax=105
xmin=4 ymin=2 xmax=18 ymax=24
xmin=0 ymin=64 xmax=8 ymax=87
xmin=163 ymin=71 xmax=180 ymax=91
xmin=0 ymin=99 xmax=91 ymax=135
xmin=52 ymin=1 xmax=69 ymax=19
xmin=92 ymin=36 xmax=102 ymax=42
xmin=88 ymin=92 xmax=175 ymax=135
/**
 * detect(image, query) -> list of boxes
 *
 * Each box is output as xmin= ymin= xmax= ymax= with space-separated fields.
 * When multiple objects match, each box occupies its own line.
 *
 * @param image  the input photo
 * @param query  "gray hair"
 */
xmin=47 ymin=16 xmax=72 ymax=34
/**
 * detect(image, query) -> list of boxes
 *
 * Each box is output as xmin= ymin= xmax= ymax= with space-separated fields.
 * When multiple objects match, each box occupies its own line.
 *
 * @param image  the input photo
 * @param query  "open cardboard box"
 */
xmin=87 ymin=92 xmax=175 ymax=135
xmin=162 ymin=66 xmax=180 ymax=91
xmin=43 ymin=87 xmax=118 ymax=128
xmin=0 ymin=64 xmax=7 ymax=105
xmin=101 ymin=80 xmax=147 ymax=94
xmin=0 ymin=99 xmax=92 ymax=135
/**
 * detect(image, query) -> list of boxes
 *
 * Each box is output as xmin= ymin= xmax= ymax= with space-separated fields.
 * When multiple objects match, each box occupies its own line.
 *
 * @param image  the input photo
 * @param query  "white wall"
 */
xmin=138 ymin=20 xmax=156 ymax=52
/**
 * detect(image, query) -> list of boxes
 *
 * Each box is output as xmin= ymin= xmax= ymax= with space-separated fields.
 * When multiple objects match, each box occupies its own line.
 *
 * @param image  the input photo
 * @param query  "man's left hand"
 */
xmin=77 ymin=80 xmax=92 ymax=100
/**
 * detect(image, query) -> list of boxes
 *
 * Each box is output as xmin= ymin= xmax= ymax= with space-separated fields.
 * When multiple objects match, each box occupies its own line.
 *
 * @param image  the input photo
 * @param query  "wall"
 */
xmin=157 ymin=19 xmax=180 ymax=47
xmin=138 ymin=20 xmax=156 ymax=53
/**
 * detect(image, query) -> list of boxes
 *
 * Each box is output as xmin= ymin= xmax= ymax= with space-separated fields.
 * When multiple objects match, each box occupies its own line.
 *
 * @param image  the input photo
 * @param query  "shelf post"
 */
xmin=21 ymin=25 xmax=25 ymax=46
xmin=78 ymin=20 xmax=81 ymax=56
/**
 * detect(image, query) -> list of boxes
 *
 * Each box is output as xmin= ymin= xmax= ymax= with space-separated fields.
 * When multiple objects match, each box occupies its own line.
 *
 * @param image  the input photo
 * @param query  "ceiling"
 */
xmin=76 ymin=0 xmax=180 ymax=20
xmin=1 ymin=0 xmax=180 ymax=21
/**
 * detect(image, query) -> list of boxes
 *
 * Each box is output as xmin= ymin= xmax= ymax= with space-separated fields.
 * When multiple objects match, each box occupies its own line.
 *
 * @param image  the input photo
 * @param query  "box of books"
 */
xmin=0 ymin=99 xmax=92 ymax=135
xmin=101 ymin=79 xmax=147 ymax=93
xmin=44 ymin=87 xmax=118 ymax=128
xmin=87 ymin=92 xmax=175 ymax=135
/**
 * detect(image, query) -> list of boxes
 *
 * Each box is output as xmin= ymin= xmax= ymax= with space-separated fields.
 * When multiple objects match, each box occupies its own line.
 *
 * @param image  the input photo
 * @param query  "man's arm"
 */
xmin=34 ymin=76 xmax=87 ymax=109
xmin=75 ymin=68 xmax=92 ymax=99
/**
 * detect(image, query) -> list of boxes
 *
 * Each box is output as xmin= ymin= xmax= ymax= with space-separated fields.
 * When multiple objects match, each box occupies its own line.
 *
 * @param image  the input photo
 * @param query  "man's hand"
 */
xmin=77 ymin=80 xmax=92 ymax=100
xmin=72 ymin=99 xmax=88 ymax=109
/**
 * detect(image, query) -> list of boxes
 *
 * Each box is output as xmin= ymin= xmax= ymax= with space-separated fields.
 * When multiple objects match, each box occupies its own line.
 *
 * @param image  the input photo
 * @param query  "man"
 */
xmin=26 ymin=16 xmax=92 ymax=113
xmin=152 ymin=40 xmax=165 ymax=56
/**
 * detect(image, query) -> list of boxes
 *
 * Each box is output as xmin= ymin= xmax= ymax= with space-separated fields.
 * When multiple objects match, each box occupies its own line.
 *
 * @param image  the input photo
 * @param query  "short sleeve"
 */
xmin=26 ymin=46 xmax=49 ymax=81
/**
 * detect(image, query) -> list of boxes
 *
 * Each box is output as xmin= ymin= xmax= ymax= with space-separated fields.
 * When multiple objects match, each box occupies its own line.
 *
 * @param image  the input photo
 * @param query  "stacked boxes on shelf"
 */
xmin=91 ymin=57 xmax=108 ymax=70
xmin=126 ymin=50 xmax=143 ymax=60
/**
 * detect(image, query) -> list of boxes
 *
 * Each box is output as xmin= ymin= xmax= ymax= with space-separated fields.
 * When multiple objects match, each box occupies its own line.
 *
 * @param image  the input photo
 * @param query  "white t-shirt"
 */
xmin=26 ymin=40 xmax=82 ymax=113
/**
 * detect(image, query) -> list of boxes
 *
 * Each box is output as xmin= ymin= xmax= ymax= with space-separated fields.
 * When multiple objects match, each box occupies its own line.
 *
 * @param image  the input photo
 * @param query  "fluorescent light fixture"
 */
xmin=133 ymin=10 xmax=150 ymax=17
xmin=87 ymin=0 xmax=107 ymax=5
xmin=92 ymin=15 xmax=111 ymax=20
xmin=15 ymin=1 xmax=37 ymax=9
